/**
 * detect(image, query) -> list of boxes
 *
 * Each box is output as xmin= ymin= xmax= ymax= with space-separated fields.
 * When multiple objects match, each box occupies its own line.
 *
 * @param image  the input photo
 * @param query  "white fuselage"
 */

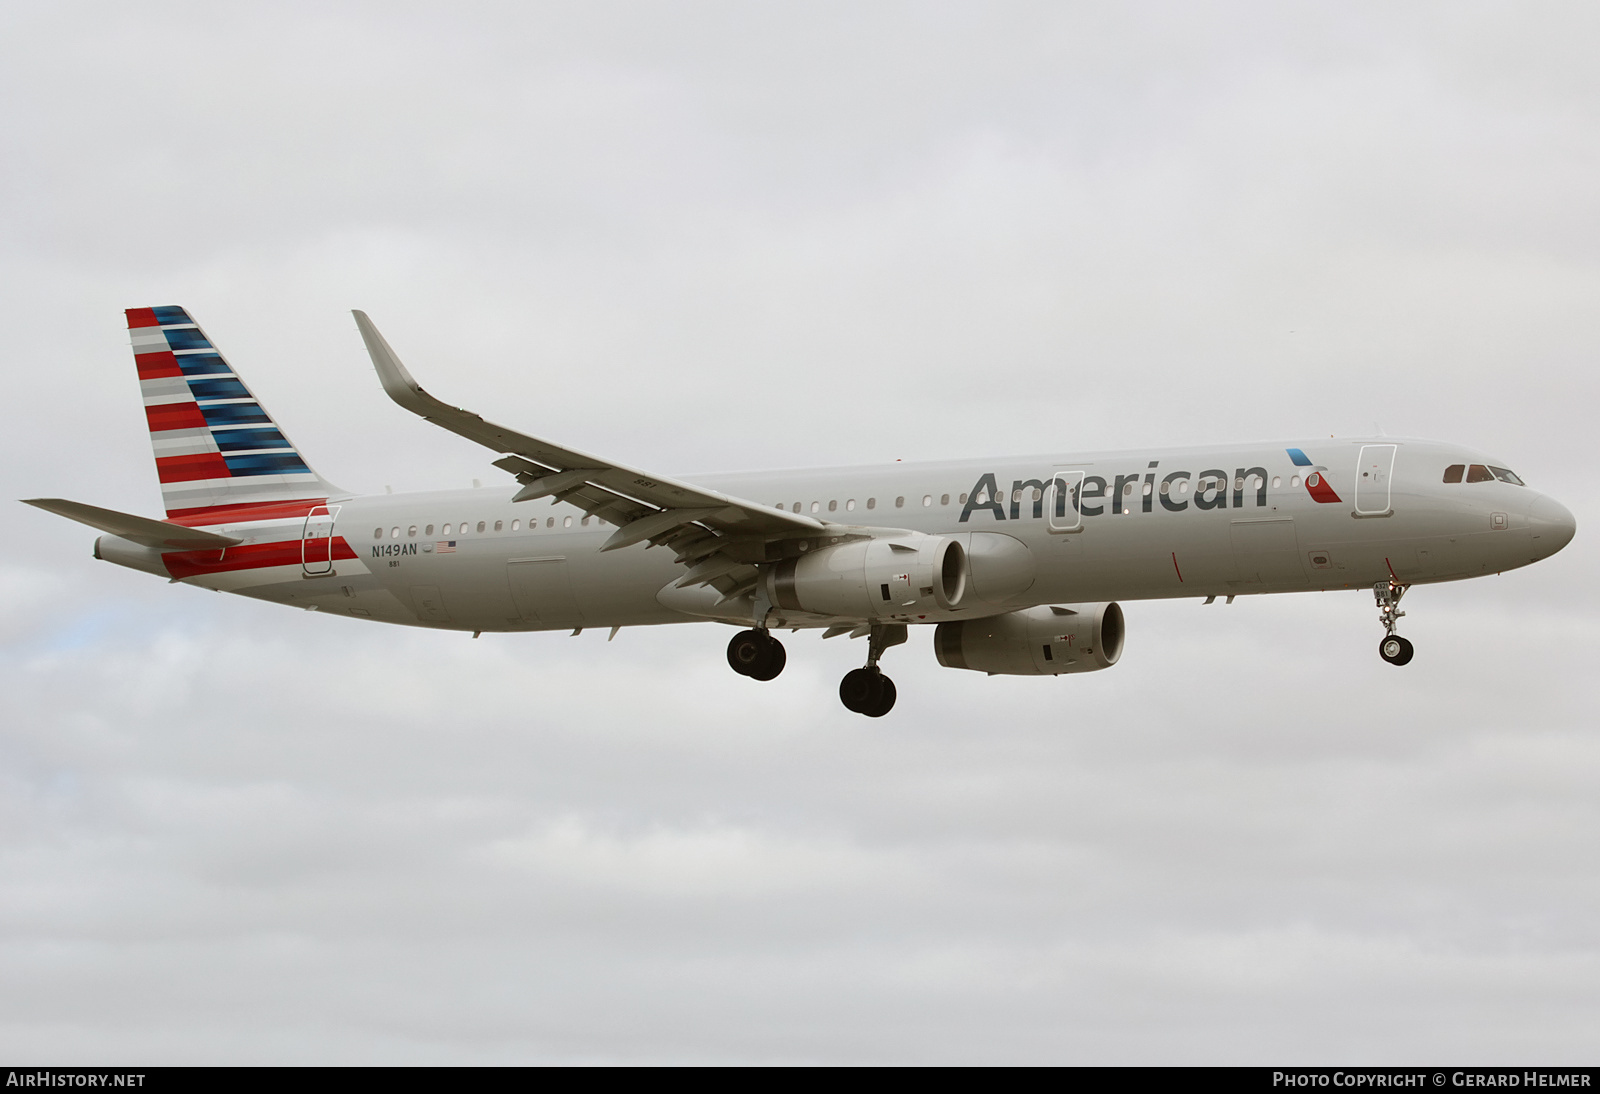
xmin=96 ymin=437 xmax=1574 ymax=635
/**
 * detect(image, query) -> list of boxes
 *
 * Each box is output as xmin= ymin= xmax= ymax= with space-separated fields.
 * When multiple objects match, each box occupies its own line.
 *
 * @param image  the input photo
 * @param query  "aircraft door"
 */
xmin=1047 ymin=470 xmax=1086 ymax=533
xmin=1355 ymin=444 xmax=1397 ymax=516
xmin=301 ymin=505 xmax=339 ymax=575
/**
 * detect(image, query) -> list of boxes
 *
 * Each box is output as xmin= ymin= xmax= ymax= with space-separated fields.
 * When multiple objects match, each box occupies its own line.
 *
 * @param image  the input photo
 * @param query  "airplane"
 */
xmin=23 ymin=306 xmax=1577 ymax=717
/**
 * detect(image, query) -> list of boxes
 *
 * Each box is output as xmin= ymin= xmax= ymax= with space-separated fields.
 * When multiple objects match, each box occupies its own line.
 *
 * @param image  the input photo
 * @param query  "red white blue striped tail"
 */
xmin=127 ymin=306 xmax=343 ymax=525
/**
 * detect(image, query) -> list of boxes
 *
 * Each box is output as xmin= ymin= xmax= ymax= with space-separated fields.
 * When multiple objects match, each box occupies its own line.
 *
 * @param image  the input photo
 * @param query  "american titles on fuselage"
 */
xmin=960 ymin=463 xmax=1287 ymax=524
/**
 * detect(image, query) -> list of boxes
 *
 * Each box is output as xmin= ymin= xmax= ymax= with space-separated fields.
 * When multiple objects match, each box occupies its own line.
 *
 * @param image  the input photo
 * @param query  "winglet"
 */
xmin=352 ymin=310 xmax=465 ymax=422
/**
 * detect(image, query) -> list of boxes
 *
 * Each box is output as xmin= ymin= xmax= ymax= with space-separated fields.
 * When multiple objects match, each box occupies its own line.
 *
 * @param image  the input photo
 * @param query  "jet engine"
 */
xmin=764 ymin=533 xmax=968 ymax=619
xmin=934 ymin=602 xmax=1124 ymax=676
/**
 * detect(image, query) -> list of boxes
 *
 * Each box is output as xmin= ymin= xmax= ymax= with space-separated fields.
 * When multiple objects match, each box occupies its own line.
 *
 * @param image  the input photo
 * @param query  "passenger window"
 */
xmin=511 ymin=519 xmax=520 ymax=531
xmin=1443 ymin=464 xmax=1464 ymax=483
xmin=1467 ymin=464 xmax=1493 ymax=483
xmin=1271 ymin=476 xmax=1281 ymax=489
xmin=922 ymin=495 xmax=932 ymax=507
xmin=792 ymin=503 xmax=801 ymax=513
xmin=1289 ymin=476 xmax=1300 ymax=489
xmin=1489 ymin=466 xmax=1525 ymax=486
xmin=476 ymin=521 xmax=486 ymax=533
xmin=959 ymin=493 xmax=968 ymax=504
xmin=391 ymin=527 xmax=400 ymax=539
xmin=372 ymin=527 xmax=382 ymax=538
xmin=425 ymin=524 xmax=434 ymax=536
xmin=941 ymin=494 xmax=950 ymax=506
xmin=810 ymin=502 xmax=819 ymax=513
xmin=408 ymin=526 xmax=417 ymax=537
xmin=846 ymin=499 xmax=856 ymax=511
xmin=580 ymin=516 xmax=589 ymax=526
xmin=867 ymin=498 xmax=877 ymax=510
xmin=895 ymin=496 xmax=905 ymax=508
xmin=562 ymin=516 xmax=572 ymax=528
xmin=546 ymin=518 xmax=554 ymax=528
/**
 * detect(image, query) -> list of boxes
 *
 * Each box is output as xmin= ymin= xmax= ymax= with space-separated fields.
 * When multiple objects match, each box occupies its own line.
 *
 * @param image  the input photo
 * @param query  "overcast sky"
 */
xmin=3 ymin=0 xmax=1598 ymax=1064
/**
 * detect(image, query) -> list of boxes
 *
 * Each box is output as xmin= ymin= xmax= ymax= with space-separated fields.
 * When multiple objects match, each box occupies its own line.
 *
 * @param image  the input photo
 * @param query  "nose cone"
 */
xmin=1529 ymin=495 xmax=1576 ymax=558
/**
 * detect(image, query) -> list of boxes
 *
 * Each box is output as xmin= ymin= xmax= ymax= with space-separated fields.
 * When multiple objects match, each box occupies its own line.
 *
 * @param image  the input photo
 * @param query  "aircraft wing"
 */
xmin=353 ymin=311 xmax=826 ymax=596
xmin=22 ymin=498 xmax=243 ymax=550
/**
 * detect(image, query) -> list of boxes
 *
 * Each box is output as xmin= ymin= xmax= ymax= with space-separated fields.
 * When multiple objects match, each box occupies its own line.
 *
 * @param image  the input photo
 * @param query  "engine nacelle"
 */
xmin=764 ymin=533 xmax=968 ymax=619
xmin=934 ymin=602 xmax=1125 ymax=676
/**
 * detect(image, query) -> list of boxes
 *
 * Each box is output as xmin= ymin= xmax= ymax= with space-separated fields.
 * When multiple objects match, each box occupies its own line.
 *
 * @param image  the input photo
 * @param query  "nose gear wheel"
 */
xmin=1373 ymin=579 xmax=1413 ymax=666
xmin=1379 ymin=635 xmax=1414 ymax=665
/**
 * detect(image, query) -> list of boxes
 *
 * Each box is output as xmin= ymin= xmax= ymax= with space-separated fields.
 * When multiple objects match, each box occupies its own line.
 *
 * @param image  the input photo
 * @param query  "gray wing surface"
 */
xmin=352 ymin=310 xmax=825 ymax=597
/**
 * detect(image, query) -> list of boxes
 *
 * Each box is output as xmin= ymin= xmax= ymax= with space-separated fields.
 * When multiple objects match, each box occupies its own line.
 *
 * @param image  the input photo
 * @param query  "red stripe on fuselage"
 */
xmin=145 ymin=401 xmax=208 ymax=432
xmin=136 ymin=350 xmax=183 ymax=379
xmin=156 ymin=452 xmax=231 ymax=483
xmin=164 ymin=498 xmax=328 ymax=526
xmin=162 ymin=537 xmax=358 ymax=579
xmin=126 ymin=307 xmax=159 ymax=328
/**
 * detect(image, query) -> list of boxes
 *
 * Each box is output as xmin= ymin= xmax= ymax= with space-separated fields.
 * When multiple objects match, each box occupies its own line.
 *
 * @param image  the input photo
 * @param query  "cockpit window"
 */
xmin=1443 ymin=464 xmax=1464 ymax=483
xmin=1466 ymin=464 xmax=1494 ymax=483
xmin=1488 ymin=466 xmax=1525 ymax=486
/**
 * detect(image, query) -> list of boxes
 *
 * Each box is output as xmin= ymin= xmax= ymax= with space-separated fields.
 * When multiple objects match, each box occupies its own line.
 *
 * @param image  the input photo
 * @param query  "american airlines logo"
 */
xmin=958 ymin=451 xmax=1341 ymax=524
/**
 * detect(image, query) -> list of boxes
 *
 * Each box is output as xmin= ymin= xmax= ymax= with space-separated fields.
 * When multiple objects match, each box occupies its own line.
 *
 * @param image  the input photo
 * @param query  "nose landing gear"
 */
xmin=1379 ymin=634 xmax=1414 ymax=665
xmin=727 ymin=628 xmax=786 ymax=681
xmin=839 ymin=623 xmax=906 ymax=717
xmin=1374 ymin=579 xmax=1414 ymax=666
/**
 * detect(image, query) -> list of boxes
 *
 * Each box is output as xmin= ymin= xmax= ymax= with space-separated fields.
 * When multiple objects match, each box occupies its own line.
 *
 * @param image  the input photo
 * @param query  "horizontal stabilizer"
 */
xmin=22 ymin=498 xmax=243 ymax=550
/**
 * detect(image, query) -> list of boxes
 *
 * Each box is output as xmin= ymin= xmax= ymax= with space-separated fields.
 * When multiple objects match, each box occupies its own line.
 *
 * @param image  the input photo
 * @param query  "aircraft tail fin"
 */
xmin=127 ymin=306 xmax=344 ymax=524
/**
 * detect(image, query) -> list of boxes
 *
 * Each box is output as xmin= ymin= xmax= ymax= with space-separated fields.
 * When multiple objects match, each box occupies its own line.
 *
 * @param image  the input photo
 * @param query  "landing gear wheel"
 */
xmin=727 ymin=629 xmax=786 ymax=680
xmin=748 ymin=639 xmax=786 ymax=681
xmin=1379 ymin=635 xmax=1414 ymax=666
xmin=839 ymin=667 xmax=896 ymax=717
xmin=867 ymin=675 xmax=896 ymax=717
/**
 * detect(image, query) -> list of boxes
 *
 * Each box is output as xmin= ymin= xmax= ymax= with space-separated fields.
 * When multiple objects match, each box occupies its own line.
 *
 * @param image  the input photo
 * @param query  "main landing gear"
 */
xmin=725 ymin=620 xmax=906 ymax=718
xmin=839 ymin=624 xmax=906 ymax=718
xmin=727 ymin=628 xmax=786 ymax=681
xmin=1374 ymin=578 xmax=1414 ymax=666
xmin=732 ymin=623 xmax=908 ymax=716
